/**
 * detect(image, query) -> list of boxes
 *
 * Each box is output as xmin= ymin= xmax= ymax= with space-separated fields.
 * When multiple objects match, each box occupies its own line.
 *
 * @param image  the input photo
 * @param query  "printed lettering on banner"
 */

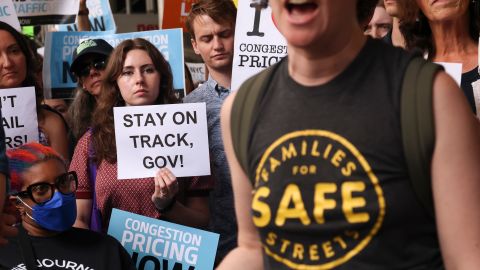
xmin=0 ymin=0 xmax=21 ymax=31
xmin=231 ymin=0 xmax=287 ymax=90
xmin=42 ymin=28 xmax=185 ymax=99
xmin=108 ymin=208 xmax=219 ymax=270
xmin=0 ymin=87 xmax=38 ymax=149
xmin=13 ymin=0 xmax=79 ymax=26
xmin=113 ymin=103 xmax=210 ymax=179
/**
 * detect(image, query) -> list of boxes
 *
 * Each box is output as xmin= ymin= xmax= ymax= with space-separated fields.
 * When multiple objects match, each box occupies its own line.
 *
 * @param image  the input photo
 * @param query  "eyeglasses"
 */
xmin=77 ymin=59 xmax=107 ymax=77
xmin=14 ymin=171 xmax=78 ymax=205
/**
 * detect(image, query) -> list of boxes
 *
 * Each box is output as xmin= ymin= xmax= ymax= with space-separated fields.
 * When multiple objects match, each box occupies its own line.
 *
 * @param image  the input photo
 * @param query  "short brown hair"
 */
xmin=186 ymin=0 xmax=237 ymax=39
xmin=357 ymin=0 xmax=378 ymax=26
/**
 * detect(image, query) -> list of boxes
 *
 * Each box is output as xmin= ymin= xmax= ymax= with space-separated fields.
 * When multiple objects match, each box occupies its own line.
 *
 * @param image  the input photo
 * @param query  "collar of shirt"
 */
xmin=205 ymin=76 xmax=230 ymax=97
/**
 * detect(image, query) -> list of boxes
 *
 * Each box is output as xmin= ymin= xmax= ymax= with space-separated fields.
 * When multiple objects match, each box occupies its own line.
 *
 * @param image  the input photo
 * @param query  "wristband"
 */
xmin=158 ymin=197 xmax=176 ymax=214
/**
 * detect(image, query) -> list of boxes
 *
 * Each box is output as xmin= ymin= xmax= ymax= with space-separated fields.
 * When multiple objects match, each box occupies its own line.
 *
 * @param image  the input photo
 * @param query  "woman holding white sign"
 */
xmin=0 ymin=22 xmax=70 ymax=160
xmin=70 ymin=38 xmax=212 ymax=232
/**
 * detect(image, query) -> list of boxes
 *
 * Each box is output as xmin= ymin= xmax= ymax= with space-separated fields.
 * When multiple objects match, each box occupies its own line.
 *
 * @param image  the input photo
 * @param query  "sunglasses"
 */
xmin=14 ymin=171 xmax=78 ymax=205
xmin=77 ymin=59 xmax=107 ymax=77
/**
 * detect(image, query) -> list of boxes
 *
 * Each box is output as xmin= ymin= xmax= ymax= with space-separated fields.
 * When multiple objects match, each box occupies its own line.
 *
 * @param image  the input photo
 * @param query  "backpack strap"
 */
xmin=231 ymin=61 xmax=283 ymax=177
xmin=401 ymin=57 xmax=443 ymax=218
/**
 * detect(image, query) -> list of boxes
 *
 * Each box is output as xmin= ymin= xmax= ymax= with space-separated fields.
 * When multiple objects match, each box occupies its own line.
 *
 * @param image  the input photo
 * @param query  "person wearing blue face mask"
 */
xmin=0 ymin=142 xmax=136 ymax=270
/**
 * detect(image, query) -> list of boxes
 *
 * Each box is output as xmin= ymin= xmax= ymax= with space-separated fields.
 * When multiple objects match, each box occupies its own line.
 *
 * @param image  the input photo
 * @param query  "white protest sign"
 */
xmin=436 ymin=62 xmax=462 ymax=86
xmin=114 ymin=103 xmax=210 ymax=179
xmin=0 ymin=0 xmax=20 ymax=31
xmin=231 ymin=0 xmax=287 ymax=90
xmin=14 ymin=0 xmax=79 ymax=25
xmin=0 ymin=87 xmax=38 ymax=149
xmin=186 ymin=62 xmax=206 ymax=85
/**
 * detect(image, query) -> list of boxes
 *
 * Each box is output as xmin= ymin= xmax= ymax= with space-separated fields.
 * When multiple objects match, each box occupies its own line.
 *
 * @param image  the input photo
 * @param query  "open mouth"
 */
xmin=285 ymin=0 xmax=318 ymax=13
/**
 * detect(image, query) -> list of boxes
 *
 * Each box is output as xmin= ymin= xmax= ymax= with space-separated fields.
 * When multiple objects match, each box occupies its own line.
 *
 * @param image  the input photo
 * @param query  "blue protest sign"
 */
xmin=56 ymin=0 xmax=116 ymax=32
xmin=108 ymin=208 xmax=219 ymax=270
xmin=43 ymin=28 xmax=185 ymax=99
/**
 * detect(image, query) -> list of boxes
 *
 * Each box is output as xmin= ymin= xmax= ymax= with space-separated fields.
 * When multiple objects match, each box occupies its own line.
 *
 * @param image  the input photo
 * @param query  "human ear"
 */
xmin=191 ymin=39 xmax=201 ymax=55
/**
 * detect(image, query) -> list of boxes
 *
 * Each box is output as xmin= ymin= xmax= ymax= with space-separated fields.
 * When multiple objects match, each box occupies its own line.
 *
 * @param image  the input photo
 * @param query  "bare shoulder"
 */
xmin=41 ymin=108 xmax=66 ymax=130
xmin=220 ymin=91 xmax=238 ymax=120
xmin=432 ymin=71 xmax=478 ymax=130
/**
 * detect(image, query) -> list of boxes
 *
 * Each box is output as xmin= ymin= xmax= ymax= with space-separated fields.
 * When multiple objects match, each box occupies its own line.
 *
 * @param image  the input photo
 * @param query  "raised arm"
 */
xmin=216 ymin=92 xmax=263 ymax=269
xmin=431 ymin=71 xmax=480 ymax=269
xmin=77 ymin=0 xmax=91 ymax=31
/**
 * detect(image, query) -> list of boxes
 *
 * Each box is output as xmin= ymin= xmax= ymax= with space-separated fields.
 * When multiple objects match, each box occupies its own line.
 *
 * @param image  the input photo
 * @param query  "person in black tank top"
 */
xmin=218 ymin=1 xmax=480 ymax=270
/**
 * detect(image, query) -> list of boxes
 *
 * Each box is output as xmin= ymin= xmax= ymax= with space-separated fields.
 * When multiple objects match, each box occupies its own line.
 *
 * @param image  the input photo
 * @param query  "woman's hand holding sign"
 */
xmin=152 ymin=168 xmax=179 ymax=213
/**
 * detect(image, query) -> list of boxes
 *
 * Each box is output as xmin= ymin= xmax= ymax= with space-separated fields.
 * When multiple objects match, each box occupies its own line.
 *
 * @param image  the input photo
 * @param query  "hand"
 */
xmin=0 ymin=213 xmax=17 ymax=245
xmin=152 ymin=168 xmax=179 ymax=211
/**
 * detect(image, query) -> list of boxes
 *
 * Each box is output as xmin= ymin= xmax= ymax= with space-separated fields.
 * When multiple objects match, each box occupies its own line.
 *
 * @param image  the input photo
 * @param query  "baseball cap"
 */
xmin=70 ymin=39 xmax=114 ymax=75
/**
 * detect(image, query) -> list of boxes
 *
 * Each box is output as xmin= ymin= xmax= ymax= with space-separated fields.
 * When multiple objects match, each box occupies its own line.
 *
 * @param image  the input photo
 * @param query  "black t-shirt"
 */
xmin=0 ymin=227 xmax=136 ymax=270
xmin=246 ymin=39 xmax=443 ymax=269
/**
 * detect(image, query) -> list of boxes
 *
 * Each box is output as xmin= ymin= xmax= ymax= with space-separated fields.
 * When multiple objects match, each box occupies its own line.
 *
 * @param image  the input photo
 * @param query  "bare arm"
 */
xmin=41 ymin=109 xmax=69 ymax=162
xmin=431 ymin=72 xmax=480 ymax=269
xmin=76 ymin=0 xmax=91 ymax=31
xmin=74 ymin=198 xmax=92 ymax=229
xmin=152 ymin=169 xmax=210 ymax=229
xmin=162 ymin=195 xmax=210 ymax=229
xmin=216 ymin=92 xmax=264 ymax=269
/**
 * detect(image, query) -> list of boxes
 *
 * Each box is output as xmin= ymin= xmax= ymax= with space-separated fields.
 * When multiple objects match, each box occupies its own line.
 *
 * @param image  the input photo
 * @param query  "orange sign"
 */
xmin=163 ymin=0 xmax=198 ymax=31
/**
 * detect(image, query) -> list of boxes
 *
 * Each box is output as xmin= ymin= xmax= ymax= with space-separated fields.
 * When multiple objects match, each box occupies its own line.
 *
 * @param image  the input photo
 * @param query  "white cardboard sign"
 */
xmin=114 ymin=103 xmax=210 ymax=179
xmin=231 ymin=0 xmax=287 ymax=90
xmin=0 ymin=87 xmax=38 ymax=149
xmin=0 ymin=0 xmax=21 ymax=31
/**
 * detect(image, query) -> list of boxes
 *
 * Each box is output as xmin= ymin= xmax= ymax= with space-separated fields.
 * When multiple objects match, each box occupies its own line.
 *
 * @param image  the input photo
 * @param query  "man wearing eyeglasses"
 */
xmin=0 ymin=142 xmax=135 ymax=269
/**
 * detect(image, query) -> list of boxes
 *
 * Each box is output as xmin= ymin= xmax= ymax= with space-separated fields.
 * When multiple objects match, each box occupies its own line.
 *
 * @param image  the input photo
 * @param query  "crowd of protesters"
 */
xmin=0 ymin=0 xmax=480 ymax=269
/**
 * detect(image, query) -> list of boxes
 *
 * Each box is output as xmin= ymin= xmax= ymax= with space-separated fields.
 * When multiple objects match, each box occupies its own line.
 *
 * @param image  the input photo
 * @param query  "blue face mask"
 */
xmin=18 ymin=192 xmax=77 ymax=232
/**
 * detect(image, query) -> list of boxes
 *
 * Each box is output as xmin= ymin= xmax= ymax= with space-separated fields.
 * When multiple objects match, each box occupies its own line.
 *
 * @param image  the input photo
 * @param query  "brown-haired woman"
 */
xmin=401 ymin=0 xmax=480 ymax=113
xmin=0 ymin=21 xmax=69 ymax=160
xmin=70 ymin=38 xmax=212 ymax=232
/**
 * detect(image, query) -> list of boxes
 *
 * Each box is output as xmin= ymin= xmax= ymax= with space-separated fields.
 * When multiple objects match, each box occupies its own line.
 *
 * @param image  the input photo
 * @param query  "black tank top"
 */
xmin=247 ymin=39 xmax=443 ymax=269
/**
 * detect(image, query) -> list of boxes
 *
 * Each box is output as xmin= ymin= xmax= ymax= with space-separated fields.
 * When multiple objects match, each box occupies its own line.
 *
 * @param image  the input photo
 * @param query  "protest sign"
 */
xmin=436 ymin=62 xmax=462 ymax=86
xmin=108 ymin=208 xmax=219 ymax=270
xmin=162 ymin=0 xmax=198 ymax=32
xmin=186 ymin=62 xmax=206 ymax=85
xmin=0 ymin=87 xmax=38 ymax=149
xmin=56 ymin=0 xmax=116 ymax=33
xmin=0 ymin=0 xmax=20 ymax=31
xmin=113 ymin=103 xmax=210 ymax=179
xmin=13 ymin=0 xmax=78 ymax=26
xmin=231 ymin=0 xmax=287 ymax=90
xmin=43 ymin=28 xmax=185 ymax=99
